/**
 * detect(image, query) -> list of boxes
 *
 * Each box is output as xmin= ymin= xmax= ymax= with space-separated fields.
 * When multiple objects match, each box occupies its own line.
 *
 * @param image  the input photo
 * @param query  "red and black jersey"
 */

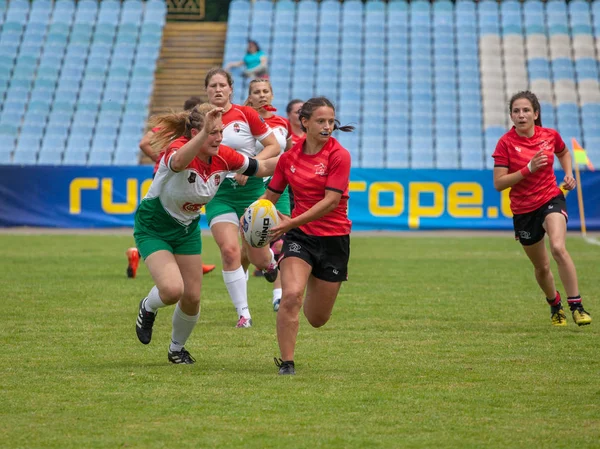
xmin=492 ymin=126 xmax=565 ymax=214
xmin=268 ymin=136 xmax=352 ymax=236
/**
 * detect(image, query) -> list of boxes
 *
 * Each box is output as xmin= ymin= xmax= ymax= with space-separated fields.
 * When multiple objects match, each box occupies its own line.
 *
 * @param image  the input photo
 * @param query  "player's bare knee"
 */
xmin=220 ymin=244 xmax=240 ymax=267
xmin=159 ymin=283 xmax=184 ymax=304
xmin=304 ymin=310 xmax=330 ymax=328
xmin=280 ymin=292 xmax=303 ymax=312
xmin=534 ymin=262 xmax=551 ymax=278
xmin=549 ymin=243 xmax=568 ymax=263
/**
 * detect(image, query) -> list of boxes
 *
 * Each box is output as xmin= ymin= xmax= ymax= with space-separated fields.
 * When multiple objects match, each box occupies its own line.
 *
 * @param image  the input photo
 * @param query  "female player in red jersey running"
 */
xmin=261 ymin=97 xmax=355 ymax=375
xmin=492 ymin=91 xmax=592 ymax=327
xmin=133 ymin=104 xmax=279 ymax=364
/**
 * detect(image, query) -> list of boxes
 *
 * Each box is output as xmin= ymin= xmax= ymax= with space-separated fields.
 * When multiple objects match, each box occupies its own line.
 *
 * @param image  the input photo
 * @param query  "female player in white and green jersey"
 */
xmin=133 ymin=104 xmax=279 ymax=364
xmin=204 ymin=68 xmax=280 ymax=328
xmin=244 ymin=79 xmax=293 ymax=312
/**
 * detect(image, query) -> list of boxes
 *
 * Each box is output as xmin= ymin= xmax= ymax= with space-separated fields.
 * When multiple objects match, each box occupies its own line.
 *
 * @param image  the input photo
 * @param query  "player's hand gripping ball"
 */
xmin=242 ymin=199 xmax=279 ymax=248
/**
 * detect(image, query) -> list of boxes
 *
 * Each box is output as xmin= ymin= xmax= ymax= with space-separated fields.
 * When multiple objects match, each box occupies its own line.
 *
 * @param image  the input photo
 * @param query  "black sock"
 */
xmin=567 ymin=295 xmax=582 ymax=311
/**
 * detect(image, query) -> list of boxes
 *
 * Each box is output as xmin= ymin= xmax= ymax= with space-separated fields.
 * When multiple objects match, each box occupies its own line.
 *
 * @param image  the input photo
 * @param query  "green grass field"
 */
xmin=1 ymin=233 xmax=598 ymax=449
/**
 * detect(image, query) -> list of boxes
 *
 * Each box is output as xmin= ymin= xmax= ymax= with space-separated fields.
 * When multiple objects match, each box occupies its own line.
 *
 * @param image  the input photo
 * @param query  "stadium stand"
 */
xmin=0 ymin=0 xmax=165 ymax=165
xmin=223 ymin=0 xmax=600 ymax=170
xmin=1 ymin=0 xmax=599 ymax=169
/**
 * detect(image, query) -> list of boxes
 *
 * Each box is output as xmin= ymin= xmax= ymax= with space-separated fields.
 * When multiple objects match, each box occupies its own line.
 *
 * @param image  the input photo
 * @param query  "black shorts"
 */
xmin=513 ymin=193 xmax=568 ymax=246
xmin=280 ymin=228 xmax=350 ymax=282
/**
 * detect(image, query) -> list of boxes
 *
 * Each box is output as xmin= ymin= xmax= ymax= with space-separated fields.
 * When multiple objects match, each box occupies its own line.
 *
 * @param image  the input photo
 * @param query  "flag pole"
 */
xmin=573 ymin=153 xmax=587 ymax=238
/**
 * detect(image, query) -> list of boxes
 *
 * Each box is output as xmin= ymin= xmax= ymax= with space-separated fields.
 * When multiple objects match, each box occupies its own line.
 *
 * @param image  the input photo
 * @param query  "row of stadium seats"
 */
xmin=0 ymin=0 xmax=166 ymax=165
xmin=224 ymin=0 xmax=600 ymax=169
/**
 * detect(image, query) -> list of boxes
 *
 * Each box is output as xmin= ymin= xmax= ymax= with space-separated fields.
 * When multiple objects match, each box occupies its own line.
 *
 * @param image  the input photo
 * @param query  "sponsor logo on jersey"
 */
xmin=290 ymin=165 xmax=296 ymax=173
xmin=515 ymin=146 xmax=522 ymax=152
xmin=314 ymin=163 xmax=327 ymax=176
xmin=233 ymin=123 xmax=240 ymax=133
xmin=182 ymin=202 xmax=204 ymax=213
xmin=214 ymin=174 xmax=221 ymax=186
xmin=187 ymin=172 xmax=196 ymax=183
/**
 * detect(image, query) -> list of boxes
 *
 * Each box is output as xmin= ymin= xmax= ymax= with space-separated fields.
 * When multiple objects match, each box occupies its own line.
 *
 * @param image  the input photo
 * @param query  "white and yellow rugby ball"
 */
xmin=242 ymin=199 xmax=279 ymax=248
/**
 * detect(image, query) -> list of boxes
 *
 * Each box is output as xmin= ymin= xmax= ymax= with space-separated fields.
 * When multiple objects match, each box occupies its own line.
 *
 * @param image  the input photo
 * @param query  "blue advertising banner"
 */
xmin=0 ymin=166 xmax=599 ymax=230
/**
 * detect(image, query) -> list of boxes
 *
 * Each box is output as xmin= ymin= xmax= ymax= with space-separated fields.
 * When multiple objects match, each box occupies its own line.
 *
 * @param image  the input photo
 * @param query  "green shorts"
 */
xmin=134 ymin=198 xmax=202 ymax=259
xmin=205 ymin=176 xmax=266 ymax=225
xmin=265 ymin=178 xmax=291 ymax=216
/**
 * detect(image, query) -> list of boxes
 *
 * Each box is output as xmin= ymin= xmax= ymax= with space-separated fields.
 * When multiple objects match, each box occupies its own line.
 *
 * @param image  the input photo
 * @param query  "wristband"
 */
xmin=520 ymin=163 xmax=532 ymax=177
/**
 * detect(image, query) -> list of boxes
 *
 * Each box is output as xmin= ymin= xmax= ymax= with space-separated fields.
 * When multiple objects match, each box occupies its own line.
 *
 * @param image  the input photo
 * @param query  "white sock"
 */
xmin=170 ymin=303 xmax=199 ymax=352
xmin=223 ymin=267 xmax=251 ymax=319
xmin=269 ymin=248 xmax=276 ymax=267
xmin=272 ymin=288 xmax=282 ymax=302
xmin=144 ymin=286 xmax=167 ymax=313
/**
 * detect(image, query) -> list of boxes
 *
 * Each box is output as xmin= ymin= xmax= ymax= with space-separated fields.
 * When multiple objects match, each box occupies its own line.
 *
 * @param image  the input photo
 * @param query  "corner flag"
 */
xmin=571 ymin=138 xmax=594 ymax=171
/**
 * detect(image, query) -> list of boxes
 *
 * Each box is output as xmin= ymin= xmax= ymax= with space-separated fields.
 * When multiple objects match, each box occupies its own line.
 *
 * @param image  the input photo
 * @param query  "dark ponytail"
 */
xmin=509 ymin=90 xmax=542 ymax=127
xmin=299 ymin=96 xmax=355 ymax=133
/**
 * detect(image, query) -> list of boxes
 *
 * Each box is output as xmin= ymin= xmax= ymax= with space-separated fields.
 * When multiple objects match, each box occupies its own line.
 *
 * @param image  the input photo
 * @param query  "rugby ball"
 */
xmin=242 ymin=199 xmax=279 ymax=248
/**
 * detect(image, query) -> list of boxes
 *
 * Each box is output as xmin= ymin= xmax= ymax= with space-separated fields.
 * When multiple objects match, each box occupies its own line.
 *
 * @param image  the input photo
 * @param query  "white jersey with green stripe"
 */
xmin=142 ymin=137 xmax=250 ymax=227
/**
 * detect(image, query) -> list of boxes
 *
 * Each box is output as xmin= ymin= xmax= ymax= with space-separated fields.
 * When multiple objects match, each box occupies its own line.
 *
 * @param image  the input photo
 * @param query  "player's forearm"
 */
xmin=289 ymin=196 xmax=339 ymax=229
xmin=557 ymin=152 xmax=573 ymax=177
xmin=170 ymin=131 xmax=209 ymax=171
xmin=493 ymin=171 xmax=527 ymax=191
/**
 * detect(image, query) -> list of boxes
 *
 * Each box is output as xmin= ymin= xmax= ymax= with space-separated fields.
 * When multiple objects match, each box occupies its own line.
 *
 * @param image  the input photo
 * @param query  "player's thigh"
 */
xmin=543 ymin=211 xmax=568 ymax=248
xmin=145 ymin=250 xmax=185 ymax=299
xmin=303 ymin=276 xmax=342 ymax=324
xmin=210 ymin=220 xmax=241 ymax=250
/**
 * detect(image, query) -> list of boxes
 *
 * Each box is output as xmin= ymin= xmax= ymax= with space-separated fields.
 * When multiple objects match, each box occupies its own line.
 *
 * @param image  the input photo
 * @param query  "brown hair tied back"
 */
xmin=298 ymin=97 xmax=355 ymax=133
xmin=148 ymin=103 xmax=215 ymax=153
xmin=509 ymin=90 xmax=542 ymax=127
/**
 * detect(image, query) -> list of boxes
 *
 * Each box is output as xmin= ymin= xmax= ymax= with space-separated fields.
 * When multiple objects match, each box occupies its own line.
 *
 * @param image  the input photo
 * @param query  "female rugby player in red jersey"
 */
xmin=263 ymin=97 xmax=355 ymax=375
xmin=492 ymin=91 xmax=591 ymax=327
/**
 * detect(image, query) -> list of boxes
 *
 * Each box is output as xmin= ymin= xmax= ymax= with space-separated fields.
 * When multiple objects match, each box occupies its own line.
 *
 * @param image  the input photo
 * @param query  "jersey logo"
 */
xmin=314 ymin=163 xmax=327 ymax=176
xmin=182 ymin=202 xmax=204 ymax=213
xmin=290 ymin=165 xmax=296 ymax=173
xmin=233 ymin=123 xmax=240 ymax=133
xmin=214 ymin=173 xmax=221 ymax=186
xmin=515 ymin=146 xmax=522 ymax=153
xmin=187 ymin=172 xmax=196 ymax=183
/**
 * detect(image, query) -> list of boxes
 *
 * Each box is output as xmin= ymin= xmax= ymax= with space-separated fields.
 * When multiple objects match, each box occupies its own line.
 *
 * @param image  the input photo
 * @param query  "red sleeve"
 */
xmin=218 ymin=145 xmax=247 ymax=171
xmin=268 ymin=152 xmax=288 ymax=193
xmin=242 ymin=106 xmax=271 ymax=138
xmin=492 ymin=137 xmax=510 ymax=167
xmin=553 ymin=129 xmax=566 ymax=153
xmin=325 ymin=147 xmax=351 ymax=193
xmin=163 ymin=140 xmax=185 ymax=169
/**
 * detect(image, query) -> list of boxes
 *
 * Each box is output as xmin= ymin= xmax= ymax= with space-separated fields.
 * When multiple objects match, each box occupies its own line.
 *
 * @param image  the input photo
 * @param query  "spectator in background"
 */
xmin=224 ymin=40 xmax=268 ymax=79
xmin=492 ymin=90 xmax=591 ymax=327
xmin=130 ymin=95 xmax=216 ymax=278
